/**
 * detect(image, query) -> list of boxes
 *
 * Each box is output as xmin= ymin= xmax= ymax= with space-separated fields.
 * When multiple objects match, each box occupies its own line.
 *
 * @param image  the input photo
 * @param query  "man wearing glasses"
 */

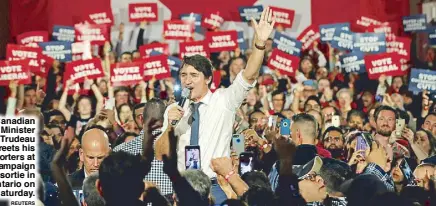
xmin=322 ymin=127 xmax=345 ymax=160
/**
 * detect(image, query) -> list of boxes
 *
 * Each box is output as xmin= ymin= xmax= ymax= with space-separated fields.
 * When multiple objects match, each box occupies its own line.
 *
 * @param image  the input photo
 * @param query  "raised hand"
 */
xmin=251 ymin=7 xmax=275 ymax=43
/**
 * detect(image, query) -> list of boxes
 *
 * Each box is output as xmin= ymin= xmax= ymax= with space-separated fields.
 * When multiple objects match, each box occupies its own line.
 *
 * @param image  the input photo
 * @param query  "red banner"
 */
xmin=86 ymin=10 xmax=114 ymax=26
xmin=205 ymin=30 xmax=238 ymax=52
xmin=297 ymin=25 xmax=320 ymax=50
xmin=75 ymin=24 xmax=108 ymax=45
xmin=6 ymin=44 xmax=45 ymax=76
xmin=202 ymin=12 xmax=224 ymax=30
xmin=64 ymin=58 xmax=105 ymax=83
xmin=179 ymin=41 xmax=210 ymax=59
xmin=0 ymin=59 xmax=31 ymax=86
xmin=270 ymin=6 xmax=295 ymax=28
xmin=128 ymin=3 xmax=158 ymax=22
xmin=352 ymin=16 xmax=383 ymax=32
xmin=210 ymin=70 xmax=222 ymax=93
xmin=143 ymin=55 xmax=171 ymax=81
xmin=139 ymin=43 xmax=169 ymax=58
xmin=387 ymin=36 xmax=411 ymax=72
xmin=267 ymin=49 xmax=300 ymax=77
xmin=163 ymin=20 xmax=194 ymax=41
xmin=364 ymin=53 xmax=404 ymax=80
xmin=110 ymin=61 xmax=145 ymax=87
xmin=16 ymin=31 xmax=49 ymax=48
xmin=367 ymin=22 xmax=397 ymax=39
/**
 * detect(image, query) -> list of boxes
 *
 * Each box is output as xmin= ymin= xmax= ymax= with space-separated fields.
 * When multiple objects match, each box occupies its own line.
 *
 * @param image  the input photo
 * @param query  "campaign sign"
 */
xmin=353 ymin=16 xmax=383 ymax=32
xmin=273 ymin=32 xmax=302 ymax=56
xmin=297 ymin=25 xmax=321 ymax=50
xmin=386 ymin=36 xmax=411 ymax=59
xmin=179 ymin=41 xmax=210 ymax=59
xmin=364 ymin=53 xmax=403 ymax=80
xmin=409 ymin=68 xmax=436 ymax=93
xmin=6 ymin=44 xmax=43 ymax=76
xmin=75 ymin=24 xmax=108 ymax=45
xmin=0 ymin=60 xmax=31 ymax=86
xmin=269 ymin=6 xmax=295 ymax=28
xmin=210 ymin=70 xmax=222 ymax=93
xmin=319 ymin=23 xmax=350 ymax=42
xmin=139 ymin=43 xmax=169 ymax=58
xmin=403 ymin=14 xmax=427 ymax=32
xmin=331 ymin=30 xmax=354 ymax=51
xmin=267 ymin=49 xmax=300 ymax=76
xmin=52 ymin=25 xmax=75 ymax=42
xmin=150 ymin=51 xmax=182 ymax=75
xmin=205 ymin=30 xmax=238 ymax=52
xmin=143 ymin=55 xmax=171 ymax=81
xmin=110 ymin=62 xmax=144 ymax=87
xmin=87 ymin=10 xmax=114 ymax=26
xmin=353 ymin=33 xmax=386 ymax=54
xmin=180 ymin=13 xmax=202 ymax=33
xmin=237 ymin=31 xmax=248 ymax=51
xmin=64 ymin=58 xmax=105 ymax=83
xmin=367 ymin=23 xmax=396 ymax=39
xmin=202 ymin=12 xmax=224 ymax=30
xmin=339 ymin=52 xmax=365 ymax=74
xmin=163 ymin=20 xmax=194 ymax=41
xmin=129 ymin=3 xmax=158 ymax=22
xmin=427 ymin=26 xmax=436 ymax=46
xmin=16 ymin=31 xmax=49 ymax=48
xmin=238 ymin=5 xmax=263 ymax=22
xmin=39 ymin=41 xmax=72 ymax=62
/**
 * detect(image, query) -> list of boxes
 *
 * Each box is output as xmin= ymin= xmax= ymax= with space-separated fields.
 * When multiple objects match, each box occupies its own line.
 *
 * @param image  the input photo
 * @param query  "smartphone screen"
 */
xmin=375 ymin=95 xmax=384 ymax=103
xmin=395 ymin=119 xmax=405 ymax=136
xmin=280 ymin=119 xmax=291 ymax=135
xmin=239 ymin=152 xmax=254 ymax=175
xmin=332 ymin=115 xmax=340 ymax=127
xmin=232 ymin=134 xmax=245 ymax=156
xmin=185 ymin=146 xmax=201 ymax=170
xmin=355 ymin=135 xmax=368 ymax=156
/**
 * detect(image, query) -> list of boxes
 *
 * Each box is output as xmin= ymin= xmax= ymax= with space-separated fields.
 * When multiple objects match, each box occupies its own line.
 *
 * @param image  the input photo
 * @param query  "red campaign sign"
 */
xmin=367 ymin=23 xmax=396 ymax=39
xmin=202 ymin=12 xmax=224 ymax=30
xmin=0 ymin=59 xmax=31 ymax=86
xmin=86 ymin=10 xmax=114 ymax=26
xmin=352 ymin=16 xmax=383 ymax=32
xmin=110 ymin=61 xmax=145 ymax=87
xmin=16 ymin=31 xmax=49 ymax=48
xmin=75 ymin=24 xmax=108 ymax=46
xmin=139 ymin=43 xmax=169 ymax=58
xmin=386 ymin=36 xmax=411 ymax=59
xmin=267 ymin=49 xmax=300 ymax=77
xmin=269 ymin=6 xmax=295 ymax=28
xmin=179 ymin=41 xmax=210 ymax=59
xmin=210 ymin=70 xmax=222 ymax=93
xmin=297 ymin=25 xmax=321 ymax=50
xmin=128 ymin=3 xmax=159 ymax=22
xmin=64 ymin=58 xmax=105 ymax=83
xmin=39 ymin=54 xmax=54 ymax=77
xmin=205 ymin=30 xmax=238 ymax=52
xmin=364 ymin=53 xmax=404 ymax=80
xmin=6 ymin=44 xmax=45 ymax=76
xmin=143 ymin=55 xmax=171 ymax=81
xmin=163 ymin=20 xmax=194 ymax=41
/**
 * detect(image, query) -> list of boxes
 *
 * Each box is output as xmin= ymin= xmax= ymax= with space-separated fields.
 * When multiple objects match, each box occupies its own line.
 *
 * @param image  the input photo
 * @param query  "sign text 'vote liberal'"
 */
xmin=143 ymin=55 xmax=170 ymax=81
xmin=16 ymin=31 xmax=49 ymax=48
xmin=64 ymin=58 xmax=104 ymax=83
xmin=269 ymin=6 xmax=295 ymax=28
xmin=0 ymin=60 xmax=31 ymax=86
xmin=386 ymin=36 xmax=411 ymax=71
xmin=87 ymin=10 xmax=114 ymax=26
xmin=339 ymin=52 xmax=365 ymax=74
xmin=297 ymin=25 xmax=320 ymax=51
xmin=129 ymin=3 xmax=158 ymax=22
xmin=319 ymin=23 xmax=350 ymax=43
xmin=139 ymin=43 xmax=169 ymax=58
xmin=179 ymin=41 xmax=210 ymax=59
xmin=202 ymin=12 xmax=224 ymax=30
xmin=273 ymin=32 xmax=302 ymax=56
xmin=206 ymin=31 xmax=238 ymax=52
xmin=353 ymin=33 xmax=386 ymax=54
xmin=110 ymin=61 xmax=144 ymax=87
xmin=267 ymin=49 xmax=299 ymax=77
xmin=75 ymin=24 xmax=108 ymax=46
xmin=6 ymin=44 xmax=44 ymax=76
xmin=409 ymin=68 xmax=436 ymax=93
xmin=364 ymin=53 xmax=403 ymax=80
xmin=163 ymin=20 xmax=194 ymax=41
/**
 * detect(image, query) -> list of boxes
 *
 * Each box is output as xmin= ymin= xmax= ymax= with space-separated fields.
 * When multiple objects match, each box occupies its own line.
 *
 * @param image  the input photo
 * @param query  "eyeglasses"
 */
xmin=300 ymin=172 xmax=319 ymax=182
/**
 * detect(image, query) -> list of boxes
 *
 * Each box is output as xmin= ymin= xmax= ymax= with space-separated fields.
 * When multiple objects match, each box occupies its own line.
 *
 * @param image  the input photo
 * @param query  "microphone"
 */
xmin=171 ymin=88 xmax=191 ymax=126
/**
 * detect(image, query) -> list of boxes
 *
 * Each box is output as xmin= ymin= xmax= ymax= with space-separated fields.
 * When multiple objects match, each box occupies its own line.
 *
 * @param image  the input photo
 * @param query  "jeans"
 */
xmin=211 ymin=178 xmax=227 ymax=205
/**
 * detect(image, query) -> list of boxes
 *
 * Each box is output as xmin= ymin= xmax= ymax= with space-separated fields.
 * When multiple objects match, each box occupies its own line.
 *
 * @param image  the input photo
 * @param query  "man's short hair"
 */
xmin=83 ymin=173 xmax=105 ymax=206
xmin=180 ymin=54 xmax=213 ymax=79
xmin=114 ymin=86 xmax=130 ymax=96
xmin=132 ymin=103 xmax=146 ymax=126
xmin=319 ymin=158 xmax=353 ymax=195
xmin=304 ymin=95 xmax=321 ymax=108
xmin=424 ymin=112 xmax=436 ymax=122
xmin=24 ymin=85 xmax=36 ymax=93
xmin=143 ymin=98 xmax=166 ymax=121
xmin=121 ymin=51 xmax=132 ymax=57
xmin=99 ymin=152 xmax=147 ymax=204
xmin=292 ymin=113 xmax=318 ymax=140
xmin=346 ymin=109 xmax=366 ymax=123
xmin=180 ymin=170 xmax=211 ymax=203
xmin=322 ymin=126 xmax=344 ymax=142
xmin=374 ymin=105 xmax=398 ymax=120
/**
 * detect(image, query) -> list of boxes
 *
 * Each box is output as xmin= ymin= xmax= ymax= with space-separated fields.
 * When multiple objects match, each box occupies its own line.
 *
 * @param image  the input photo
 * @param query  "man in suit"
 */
xmin=69 ymin=128 xmax=111 ymax=189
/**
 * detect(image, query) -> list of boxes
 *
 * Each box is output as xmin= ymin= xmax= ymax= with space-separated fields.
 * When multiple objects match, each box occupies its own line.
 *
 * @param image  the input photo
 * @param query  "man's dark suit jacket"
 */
xmin=68 ymin=168 xmax=85 ymax=190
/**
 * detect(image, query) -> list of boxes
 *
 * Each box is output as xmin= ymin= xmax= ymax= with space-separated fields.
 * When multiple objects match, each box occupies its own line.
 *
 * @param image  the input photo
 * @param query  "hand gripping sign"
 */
xmin=267 ymin=49 xmax=300 ymax=77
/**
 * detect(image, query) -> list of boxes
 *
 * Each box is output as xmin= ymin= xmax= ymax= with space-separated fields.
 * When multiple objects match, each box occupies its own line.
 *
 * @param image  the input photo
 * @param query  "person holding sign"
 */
xmin=163 ymin=8 xmax=275 ymax=204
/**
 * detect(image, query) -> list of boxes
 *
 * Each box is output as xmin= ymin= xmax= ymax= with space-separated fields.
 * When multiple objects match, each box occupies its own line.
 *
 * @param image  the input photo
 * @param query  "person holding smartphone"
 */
xmin=164 ymin=8 xmax=276 ymax=204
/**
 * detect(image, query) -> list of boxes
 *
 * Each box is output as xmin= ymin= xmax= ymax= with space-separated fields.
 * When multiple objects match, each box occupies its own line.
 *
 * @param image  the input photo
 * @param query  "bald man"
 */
xmin=68 ymin=128 xmax=111 ymax=190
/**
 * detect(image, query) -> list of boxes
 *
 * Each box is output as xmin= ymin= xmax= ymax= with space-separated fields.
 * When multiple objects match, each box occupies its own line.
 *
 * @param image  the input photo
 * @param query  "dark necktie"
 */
xmin=190 ymin=103 xmax=201 ymax=145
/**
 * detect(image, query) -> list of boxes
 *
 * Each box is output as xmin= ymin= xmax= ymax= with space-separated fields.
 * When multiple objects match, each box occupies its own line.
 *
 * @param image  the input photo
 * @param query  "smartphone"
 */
xmin=395 ymin=119 xmax=405 ymax=136
xmin=238 ymin=152 xmax=254 ymax=176
xmin=280 ymin=119 xmax=291 ymax=135
xmin=375 ymin=95 xmax=384 ymax=103
xmin=399 ymin=159 xmax=414 ymax=184
xmin=185 ymin=146 xmax=201 ymax=170
xmin=355 ymin=135 xmax=368 ymax=157
xmin=332 ymin=115 xmax=340 ymax=127
xmin=72 ymin=190 xmax=83 ymax=204
xmin=232 ymin=134 xmax=245 ymax=156
xmin=104 ymin=98 xmax=115 ymax=110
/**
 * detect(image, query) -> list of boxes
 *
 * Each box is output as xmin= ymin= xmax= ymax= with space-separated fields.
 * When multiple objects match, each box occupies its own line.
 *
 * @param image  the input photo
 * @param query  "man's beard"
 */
xmin=328 ymin=148 xmax=344 ymax=159
xmin=377 ymin=126 xmax=393 ymax=137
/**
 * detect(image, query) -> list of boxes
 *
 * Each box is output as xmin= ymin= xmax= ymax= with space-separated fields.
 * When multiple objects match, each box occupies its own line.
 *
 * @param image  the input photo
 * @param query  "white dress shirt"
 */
xmin=161 ymin=71 xmax=256 ymax=178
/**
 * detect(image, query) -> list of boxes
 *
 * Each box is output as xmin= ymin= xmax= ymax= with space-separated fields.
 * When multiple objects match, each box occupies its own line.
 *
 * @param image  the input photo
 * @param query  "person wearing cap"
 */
xmin=293 ymin=156 xmax=328 ymax=204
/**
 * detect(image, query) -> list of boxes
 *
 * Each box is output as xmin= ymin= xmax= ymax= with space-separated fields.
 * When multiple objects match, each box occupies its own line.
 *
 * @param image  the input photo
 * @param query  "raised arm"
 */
xmin=6 ymin=81 xmax=18 ymax=116
xmin=59 ymin=80 xmax=73 ymax=121
xmin=90 ymin=80 xmax=105 ymax=115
